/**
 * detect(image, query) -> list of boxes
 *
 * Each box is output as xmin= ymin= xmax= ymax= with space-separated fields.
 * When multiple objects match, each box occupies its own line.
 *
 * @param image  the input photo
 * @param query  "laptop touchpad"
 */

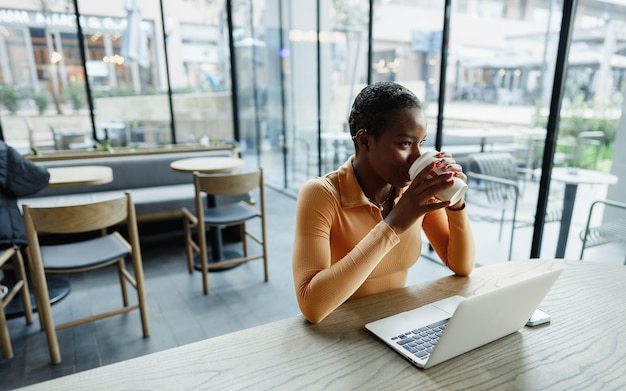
xmin=399 ymin=305 xmax=451 ymax=327
xmin=431 ymin=295 xmax=464 ymax=315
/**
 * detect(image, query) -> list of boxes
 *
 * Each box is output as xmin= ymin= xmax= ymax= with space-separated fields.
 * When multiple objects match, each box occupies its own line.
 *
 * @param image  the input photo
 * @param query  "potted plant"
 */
xmin=34 ymin=91 xmax=50 ymax=114
xmin=0 ymin=85 xmax=19 ymax=114
xmin=65 ymin=82 xmax=86 ymax=111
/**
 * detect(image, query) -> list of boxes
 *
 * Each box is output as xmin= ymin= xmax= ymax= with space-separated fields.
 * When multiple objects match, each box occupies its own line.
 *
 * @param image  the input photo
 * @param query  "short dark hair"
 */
xmin=348 ymin=82 xmax=422 ymax=141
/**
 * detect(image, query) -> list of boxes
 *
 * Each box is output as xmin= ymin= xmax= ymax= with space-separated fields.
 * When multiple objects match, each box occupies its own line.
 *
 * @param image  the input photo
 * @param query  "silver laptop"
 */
xmin=365 ymin=267 xmax=564 ymax=369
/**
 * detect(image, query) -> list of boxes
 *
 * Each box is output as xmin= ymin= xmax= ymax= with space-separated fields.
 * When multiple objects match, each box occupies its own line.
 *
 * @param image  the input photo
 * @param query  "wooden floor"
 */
xmin=0 ymin=186 xmax=450 ymax=390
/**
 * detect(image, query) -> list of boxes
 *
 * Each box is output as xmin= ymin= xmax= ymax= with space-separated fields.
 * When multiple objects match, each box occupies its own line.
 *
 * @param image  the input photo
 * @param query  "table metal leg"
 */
xmin=3 ymin=276 xmax=71 ymax=319
xmin=555 ymin=184 xmax=578 ymax=258
xmin=193 ymin=195 xmax=242 ymax=272
xmin=209 ymin=225 xmax=225 ymax=261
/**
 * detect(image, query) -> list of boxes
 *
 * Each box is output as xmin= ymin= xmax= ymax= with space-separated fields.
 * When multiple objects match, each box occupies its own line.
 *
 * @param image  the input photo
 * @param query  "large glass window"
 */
xmin=0 ymin=2 xmax=94 ymax=153
xmin=269 ymin=0 xmax=370 ymax=193
xmin=373 ymin=0 xmax=440 ymax=104
xmin=437 ymin=1 xmax=562 ymax=264
xmin=163 ymin=0 xmax=233 ymax=149
xmin=233 ymin=0 xmax=266 ymax=166
xmin=321 ymin=0 xmax=370 ymax=171
xmin=544 ymin=1 xmax=625 ymax=262
xmin=1 ymin=0 xmax=625 ymax=264
xmin=83 ymin=0 xmax=170 ymax=149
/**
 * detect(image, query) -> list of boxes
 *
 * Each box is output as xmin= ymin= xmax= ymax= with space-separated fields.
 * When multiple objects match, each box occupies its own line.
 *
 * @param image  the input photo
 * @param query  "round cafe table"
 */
xmin=47 ymin=165 xmax=113 ymax=188
xmin=170 ymin=157 xmax=245 ymax=270
xmin=170 ymin=157 xmax=245 ymax=174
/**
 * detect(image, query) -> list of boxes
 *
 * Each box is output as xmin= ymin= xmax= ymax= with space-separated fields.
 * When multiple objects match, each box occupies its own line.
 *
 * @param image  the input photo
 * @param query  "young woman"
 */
xmin=292 ymin=82 xmax=475 ymax=323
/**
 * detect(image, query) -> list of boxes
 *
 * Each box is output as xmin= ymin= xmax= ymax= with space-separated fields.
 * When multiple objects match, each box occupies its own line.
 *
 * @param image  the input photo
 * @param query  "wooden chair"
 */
xmin=0 ymin=246 xmax=34 ymax=360
xmin=580 ymin=199 xmax=626 ymax=264
xmin=22 ymin=193 xmax=149 ymax=365
xmin=182 ymin=169 xmax=268 ymax=294
xmin=466 ymin=152 xmax=561 ymax=260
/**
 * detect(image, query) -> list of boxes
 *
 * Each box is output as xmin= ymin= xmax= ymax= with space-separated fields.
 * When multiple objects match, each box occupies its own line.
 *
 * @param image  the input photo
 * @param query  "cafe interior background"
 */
xmin=0 ymin=0 xmax=625 ymax=263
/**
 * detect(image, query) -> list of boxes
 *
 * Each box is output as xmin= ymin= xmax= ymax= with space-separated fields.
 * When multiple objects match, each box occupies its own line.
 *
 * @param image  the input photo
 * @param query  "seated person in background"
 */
xmin=0 ymin=141 xmax=50 ymax=293
xmin=292 ymin=82 xmax=475 ymax=323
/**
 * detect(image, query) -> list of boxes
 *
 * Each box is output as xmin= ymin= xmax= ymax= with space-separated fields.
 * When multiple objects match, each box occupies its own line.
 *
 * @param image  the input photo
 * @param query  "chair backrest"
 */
xmin=193 ymin=169 xmax=263 ymax=197
xmin=577 ymin=131 xmax=604 ymax=169
xmin=580 ymin=199 xmax=626 ymax=262
xmin=467 ymin=152 xmax=518 ymax=181
xmin=22 ymin=194 xmax=131 ymax=235
xmin=466 ymin=152 xmax=520 ymax=205
xmin=21 ymin=192 xmax=146 ymax=365
xmin=578 ymin=131 xmax=604 ymax=145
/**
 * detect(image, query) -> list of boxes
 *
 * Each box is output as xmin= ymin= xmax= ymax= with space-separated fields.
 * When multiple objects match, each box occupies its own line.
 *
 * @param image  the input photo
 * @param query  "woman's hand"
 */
xmin=385 ymin=152 xmax=465 ymax=234
xmin=437 ymin=152 xmax=467 ymax=210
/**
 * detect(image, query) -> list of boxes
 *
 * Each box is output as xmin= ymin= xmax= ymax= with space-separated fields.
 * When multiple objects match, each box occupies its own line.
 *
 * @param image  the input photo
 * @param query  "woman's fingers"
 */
xmin=425 ymin=153 xmax=468 ymax=184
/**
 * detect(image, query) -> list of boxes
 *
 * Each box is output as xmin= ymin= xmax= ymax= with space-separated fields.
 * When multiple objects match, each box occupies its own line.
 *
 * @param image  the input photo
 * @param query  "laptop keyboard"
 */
xmin=392 ymin=318 xmax=449 ymax=360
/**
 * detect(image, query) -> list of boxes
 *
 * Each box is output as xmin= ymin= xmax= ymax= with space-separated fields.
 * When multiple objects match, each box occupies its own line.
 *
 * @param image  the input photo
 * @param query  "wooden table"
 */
xmin=170 ymin=157 xmax=245 ymax=266
xmin=444 ymin=127 xmax=546 ymax=153
xmin=20 ymin=259 xmax=626 ymax=390
xmin=444 ymin=127 xmax=517 ymax=152
xmin=170 ymin=157 xmax=244 ymax=174
xmin=548 ymin=167 xmax=618 ymax=258
xmin=47 ymin=166 xmax=113 ymax=188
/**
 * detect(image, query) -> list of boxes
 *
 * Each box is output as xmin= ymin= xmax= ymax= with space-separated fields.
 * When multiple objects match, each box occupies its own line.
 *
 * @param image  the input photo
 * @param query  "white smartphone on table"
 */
xmin=526 ymin=308 xmax=551 ymax=327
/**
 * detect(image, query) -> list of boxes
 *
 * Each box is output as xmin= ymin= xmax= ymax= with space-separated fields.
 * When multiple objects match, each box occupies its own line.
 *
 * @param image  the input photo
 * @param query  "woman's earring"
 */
xmin=353 ymin=129 xmax=368 ymax=139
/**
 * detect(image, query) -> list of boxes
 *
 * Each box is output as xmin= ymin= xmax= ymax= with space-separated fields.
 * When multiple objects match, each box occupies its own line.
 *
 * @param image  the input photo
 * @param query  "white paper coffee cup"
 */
xmin=409 ymin=150 xmax=468 ymax=205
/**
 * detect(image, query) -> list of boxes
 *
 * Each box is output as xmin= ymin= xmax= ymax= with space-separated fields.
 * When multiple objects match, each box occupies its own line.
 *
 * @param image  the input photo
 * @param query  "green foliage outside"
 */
xmin=533 ymin=94 xmax=620 ymax=170
xmin=33 ymin=91 xmax=50 ymax=114
xmin=0 ymin=85 xmax=19 ymax=114
xmin=65 ymin=82 xmax=86 ymax=110
xmin=94 ymin=139 xmax=114 ymax=152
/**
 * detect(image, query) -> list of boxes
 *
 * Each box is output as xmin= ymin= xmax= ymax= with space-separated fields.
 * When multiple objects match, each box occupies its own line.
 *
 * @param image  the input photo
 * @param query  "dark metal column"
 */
xmin=316 ymin=0 xmax=322 ymax=176
xmin=72 ymin=0 xmax=96 ymax=141
xmin=227 ymin=0 xmax=241 ymax=143
xmin=435 ymin=0 xmax=451 ymax=152
xmin=531 ymin=0 xmax=578 ymax=258
xmin=278 ymin=0 xmax=288 ymax=189
xmin=367 ymin=0 xmax=373 ymax=85
xmin=159 ymin=0 xmax=177 ymax=143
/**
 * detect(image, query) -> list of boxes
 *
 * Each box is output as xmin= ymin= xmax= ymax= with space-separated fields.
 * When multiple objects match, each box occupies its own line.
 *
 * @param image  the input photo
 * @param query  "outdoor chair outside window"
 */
xmin=466 ymin=152 xmax=562 ymax=260
xmin=182 ymin=169 xmax=268 ymax=295
xmin=22 ymin=193 xmax=149 ymax=365
xmin=580 ymin=199 xmax=626 ymax=264
xmin=556 ymin=131 xmax=605 ymax=169
xmin=0 ymin=246 xmax=33 ymax=360
xmin=513 ymin=131 xmax=545 ymax=181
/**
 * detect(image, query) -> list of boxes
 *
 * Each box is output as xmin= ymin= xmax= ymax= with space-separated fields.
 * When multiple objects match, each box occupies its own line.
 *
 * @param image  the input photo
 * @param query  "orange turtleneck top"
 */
xmin=292 ymin=157 xmax=475 ymax=323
